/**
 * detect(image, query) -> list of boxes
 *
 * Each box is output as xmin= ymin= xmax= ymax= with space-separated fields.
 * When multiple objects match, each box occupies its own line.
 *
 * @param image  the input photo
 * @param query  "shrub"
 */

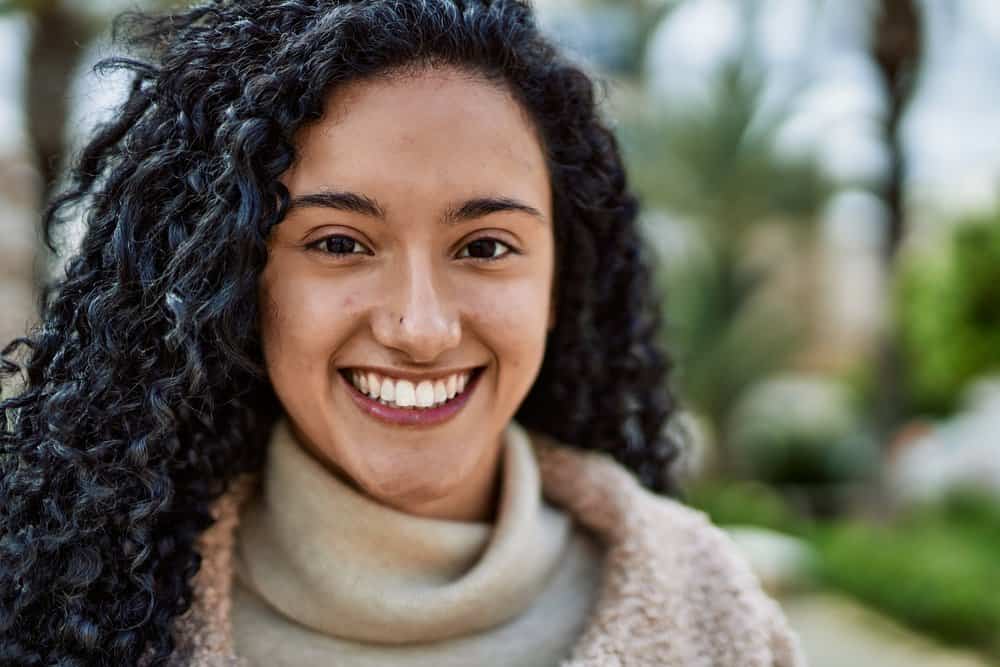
xmin=690 ymin=484 xmax=1000 ymax=656
xmin=814 ymin=491 xmax=1000 ymax=656
xmin=727 ymin=375 xmax=878 ymax=486
xmin=687 ymin=479 xmax=805 ymax=534
xmin=898 ymin=217 xmax=1000 ymax=415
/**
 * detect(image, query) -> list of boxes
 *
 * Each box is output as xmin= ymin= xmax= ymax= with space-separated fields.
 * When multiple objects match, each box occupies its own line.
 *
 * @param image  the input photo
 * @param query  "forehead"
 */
xmin=282 ymin=67 xmax=551 ymax=215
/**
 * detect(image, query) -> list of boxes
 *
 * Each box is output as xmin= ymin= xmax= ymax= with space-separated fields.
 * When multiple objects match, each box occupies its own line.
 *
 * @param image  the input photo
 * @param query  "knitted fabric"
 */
xmin=168 ymin=429 xmax=807 ymax=667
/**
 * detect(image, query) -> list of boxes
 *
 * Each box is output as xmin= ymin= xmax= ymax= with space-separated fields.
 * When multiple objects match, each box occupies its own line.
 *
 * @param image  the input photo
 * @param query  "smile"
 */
xmin=340 ymin=367 xmax=485 ymax=427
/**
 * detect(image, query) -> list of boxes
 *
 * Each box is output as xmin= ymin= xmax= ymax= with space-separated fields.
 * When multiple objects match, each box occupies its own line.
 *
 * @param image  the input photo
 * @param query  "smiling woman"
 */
xmin=261 ymin=69 xmax=556 ymax=521
xmin=0 ymin=1 xmax=804 ymax=666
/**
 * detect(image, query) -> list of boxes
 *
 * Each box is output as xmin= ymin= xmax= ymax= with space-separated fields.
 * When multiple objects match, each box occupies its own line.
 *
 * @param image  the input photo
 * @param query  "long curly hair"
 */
xmin=0 ymin=1 xmax=678 ymax=664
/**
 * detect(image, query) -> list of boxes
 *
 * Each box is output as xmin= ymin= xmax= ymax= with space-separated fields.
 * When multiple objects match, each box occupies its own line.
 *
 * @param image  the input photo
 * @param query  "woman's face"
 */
xmin=259 ymin=67 xmax=555 ymax=521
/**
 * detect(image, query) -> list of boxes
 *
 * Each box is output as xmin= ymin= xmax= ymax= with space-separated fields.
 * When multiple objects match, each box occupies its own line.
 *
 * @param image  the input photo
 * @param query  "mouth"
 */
xmin=339 ymin=366 xmax=486 ymax=428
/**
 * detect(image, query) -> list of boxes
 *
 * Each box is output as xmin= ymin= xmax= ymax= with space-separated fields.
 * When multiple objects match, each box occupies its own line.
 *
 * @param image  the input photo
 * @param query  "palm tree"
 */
xmin=871 ymin=0 xmax=922 ymax=438
xmin=622 ymin=62 xmax=830 ymax=464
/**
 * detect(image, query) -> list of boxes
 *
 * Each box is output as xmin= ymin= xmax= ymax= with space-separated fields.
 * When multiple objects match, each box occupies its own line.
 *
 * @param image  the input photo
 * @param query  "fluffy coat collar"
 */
xmin=167 ymin=432 xmax=806 ymax=667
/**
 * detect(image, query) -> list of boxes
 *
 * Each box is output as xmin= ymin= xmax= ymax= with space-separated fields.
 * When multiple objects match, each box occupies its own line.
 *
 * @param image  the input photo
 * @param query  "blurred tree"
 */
xmin=622 ymin=63 xmax=830 ymax=464
xmin=874 ymin=0 xmax=921 ymax=260
xmin=0 ymin=0 xmax=100 ymax=359
xmin=0 ymin=0 xmax=179 ymax=291
xmin=0 ymin=0 xmax=99 ymax=206
xmin=871 ymin=0 xmax=922 ymax=439
xmin=571 ymin=0 xmax=681 ymax=76
xmin=898 ymin=217 xmax=1000 ymax=415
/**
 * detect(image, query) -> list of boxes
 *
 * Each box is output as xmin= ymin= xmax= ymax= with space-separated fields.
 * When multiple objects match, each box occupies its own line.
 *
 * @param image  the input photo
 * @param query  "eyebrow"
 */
xmin=287 ymin=190 xmax=545 ymax=225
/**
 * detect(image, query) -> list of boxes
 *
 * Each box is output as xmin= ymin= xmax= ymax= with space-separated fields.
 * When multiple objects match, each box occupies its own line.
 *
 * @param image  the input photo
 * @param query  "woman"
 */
xmin=0 ymin=1 xmax=805 ymax=665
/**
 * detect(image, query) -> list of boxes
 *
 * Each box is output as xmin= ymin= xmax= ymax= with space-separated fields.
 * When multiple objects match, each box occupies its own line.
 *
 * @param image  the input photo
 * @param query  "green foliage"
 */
xmin=727 ymin=377 xmax=878 ymax=486
xmin=686 ymin=479 xmax=806 ymax=534
xmin=657 ymin=251 xmax=800 ymax=438
xmin=814 ymin=490 xmax=1000 ymax=656
xmin=690 ymin=483 xmax=1000 ymax=657
xmin=578 ymin=0 xmax=681 ymax=76
xmin=0 ymin=0 xmax=184 ymax=17
xmin=0 ymin=0 xmax=47 ymax=14
xmin=624 ymin=67 xmax=829 ymax=245
xmin=897 ymin=217 xmax=1000 ymax=415
xmin=621 ymin=66 xmax=830 ymax=448
xmin=737 ymin=431 xmax=879 ymax=487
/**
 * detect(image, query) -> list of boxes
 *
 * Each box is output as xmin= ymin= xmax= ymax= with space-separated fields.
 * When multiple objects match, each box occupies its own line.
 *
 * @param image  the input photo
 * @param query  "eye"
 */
xmin=306 ymin=234 xmax=515 ymax=261
xmin=457 ymin=238 xmax=515 ymax=261
xmin=308 ymin=234 xmax=372 ymax=257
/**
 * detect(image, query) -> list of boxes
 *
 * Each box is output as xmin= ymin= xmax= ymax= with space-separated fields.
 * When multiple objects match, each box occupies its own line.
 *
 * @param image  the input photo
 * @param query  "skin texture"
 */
xmin=259 ymin=67 xmax=555 ymax=522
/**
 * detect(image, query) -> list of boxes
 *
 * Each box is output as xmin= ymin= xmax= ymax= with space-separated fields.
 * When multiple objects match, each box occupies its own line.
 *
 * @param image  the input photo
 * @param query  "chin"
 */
xmin=372 ymin=479 xmax=458 ymax=514
xmin=356 ymin=458 xmax=464 ymax=507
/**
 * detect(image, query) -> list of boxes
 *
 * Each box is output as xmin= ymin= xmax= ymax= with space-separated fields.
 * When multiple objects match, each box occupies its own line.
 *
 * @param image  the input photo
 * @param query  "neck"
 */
xmin=229 ymin=418 xmax=579 ymax=647
xmin=292 ymin=421 xmax=507 ymax=523
xmin=400 ymin=437 xmax=505 ymax=522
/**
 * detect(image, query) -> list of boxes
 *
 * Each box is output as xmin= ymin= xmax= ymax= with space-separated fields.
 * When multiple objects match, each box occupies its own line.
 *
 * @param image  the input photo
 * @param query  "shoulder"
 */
xmin=534 ymin=437 xmax=807 ymax=666
xmin=624 ymin=484 xmax=806 ymax=665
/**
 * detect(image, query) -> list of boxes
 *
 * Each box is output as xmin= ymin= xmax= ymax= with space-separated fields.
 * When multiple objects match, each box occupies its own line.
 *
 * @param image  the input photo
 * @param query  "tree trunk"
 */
xmin=872 ymin=0 xmax=921 ymax=440
xmin=17 ymin=2 xmax=98 ymax=308
xmin=25 ymin=3 xmax=95 ymax=207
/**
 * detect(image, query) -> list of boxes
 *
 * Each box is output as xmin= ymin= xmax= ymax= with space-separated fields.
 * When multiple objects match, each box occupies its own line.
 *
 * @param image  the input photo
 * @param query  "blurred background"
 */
xmin=0 ymin=0 xmax=997 ymax=664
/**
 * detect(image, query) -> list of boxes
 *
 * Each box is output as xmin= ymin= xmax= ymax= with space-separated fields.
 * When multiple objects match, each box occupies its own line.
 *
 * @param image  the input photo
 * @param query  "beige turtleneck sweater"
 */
xmin=230 ymin=420 xmax=605 ymax=667
xmin=171 ymin=422 xmax=806 ymax=666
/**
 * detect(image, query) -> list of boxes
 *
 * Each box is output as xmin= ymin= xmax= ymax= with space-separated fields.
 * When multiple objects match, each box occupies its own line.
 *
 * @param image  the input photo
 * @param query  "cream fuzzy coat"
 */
xmin=166 ymin=433 xmax=807 ymax=667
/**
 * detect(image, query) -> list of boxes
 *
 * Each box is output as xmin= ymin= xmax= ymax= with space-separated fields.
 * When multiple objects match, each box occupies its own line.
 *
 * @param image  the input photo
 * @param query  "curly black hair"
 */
xmin=0 ymin=1 xmax=678 ymax=664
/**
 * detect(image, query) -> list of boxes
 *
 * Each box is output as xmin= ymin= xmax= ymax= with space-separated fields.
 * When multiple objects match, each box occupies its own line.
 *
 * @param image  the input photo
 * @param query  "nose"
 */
xmin=371 ymin=255 xmax=461 ymax=363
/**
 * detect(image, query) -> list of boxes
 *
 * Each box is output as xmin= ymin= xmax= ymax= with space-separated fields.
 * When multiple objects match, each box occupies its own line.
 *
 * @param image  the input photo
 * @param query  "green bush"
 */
xmin=689 ymin=484 xmax=1000 ymax=656
xmin=727 ymin=376 xmax=878 ymax=486
xmin=814 ymin=491 xmax=1000 ymax=656
xmin=898 ymin=217 xmax=1000 ymax=415
xmin=686 ymin=480 xmax=805 ymax=534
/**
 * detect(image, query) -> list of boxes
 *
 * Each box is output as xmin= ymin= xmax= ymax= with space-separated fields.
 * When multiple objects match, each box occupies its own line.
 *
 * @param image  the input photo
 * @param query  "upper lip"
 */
xmin=341 ymin=366 xmax=483 ymax=382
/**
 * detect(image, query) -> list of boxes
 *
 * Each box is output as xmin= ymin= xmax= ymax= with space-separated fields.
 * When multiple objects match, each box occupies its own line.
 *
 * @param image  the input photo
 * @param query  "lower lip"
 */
xmin=342 ymin=369 xmax=483 ymax=427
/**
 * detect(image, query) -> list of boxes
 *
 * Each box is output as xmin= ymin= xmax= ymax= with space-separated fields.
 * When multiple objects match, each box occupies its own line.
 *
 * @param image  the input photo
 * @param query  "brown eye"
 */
xmin=458 ymin=238 xmax=514 ymax=261
xmin=309 ymin=235 xmax=371 ymax=256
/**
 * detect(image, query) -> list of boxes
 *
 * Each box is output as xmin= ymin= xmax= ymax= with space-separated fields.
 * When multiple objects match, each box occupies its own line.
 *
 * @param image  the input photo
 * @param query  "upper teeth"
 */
xmin=349 ymin=369 xmax=472 ymax=409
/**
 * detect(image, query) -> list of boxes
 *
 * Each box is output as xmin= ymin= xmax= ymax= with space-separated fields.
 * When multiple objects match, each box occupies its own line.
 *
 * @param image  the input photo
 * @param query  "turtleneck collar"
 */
xmin=233 ymin=419 xmax=573 ymax=644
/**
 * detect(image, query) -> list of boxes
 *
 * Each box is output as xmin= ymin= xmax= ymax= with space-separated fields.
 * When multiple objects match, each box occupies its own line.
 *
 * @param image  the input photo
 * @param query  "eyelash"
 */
xmin=307 ymin=234 xmax=518 ymax=262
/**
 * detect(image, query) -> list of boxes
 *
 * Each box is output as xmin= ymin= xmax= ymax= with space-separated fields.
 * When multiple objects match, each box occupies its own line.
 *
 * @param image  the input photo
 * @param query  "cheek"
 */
xmin=462 ymin=274 xmax=552 ymax=364
xmin=259 ymin=265 xmax=360 ymax=376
